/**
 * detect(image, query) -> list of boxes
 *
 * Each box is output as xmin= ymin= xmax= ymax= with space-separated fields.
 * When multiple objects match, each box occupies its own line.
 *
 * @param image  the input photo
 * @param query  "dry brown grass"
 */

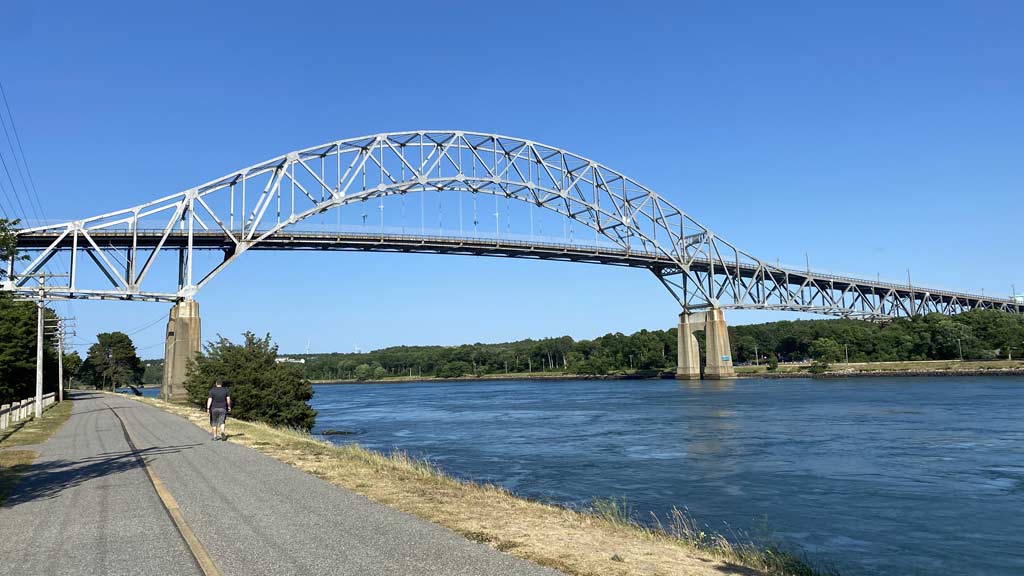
xmin=127 ymin=394 xmax=828 ymax=576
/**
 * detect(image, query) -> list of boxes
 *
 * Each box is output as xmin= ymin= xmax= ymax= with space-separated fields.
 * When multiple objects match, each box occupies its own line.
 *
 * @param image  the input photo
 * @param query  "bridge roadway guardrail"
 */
xmin=16 ymin=229 xmax=1019 ymax=307
xmin=0 ymin=393 xmax=56 ymax=431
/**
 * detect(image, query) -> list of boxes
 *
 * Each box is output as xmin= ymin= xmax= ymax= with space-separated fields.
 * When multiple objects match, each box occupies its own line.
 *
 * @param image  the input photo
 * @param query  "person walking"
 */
xmin=207 ymin=379 xmax=232 ymax=441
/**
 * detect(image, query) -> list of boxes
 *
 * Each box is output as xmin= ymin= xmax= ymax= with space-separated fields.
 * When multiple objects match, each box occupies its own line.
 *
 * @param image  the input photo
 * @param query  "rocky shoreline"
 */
xmin=754 ymin=368 xmax=1024 ymax=379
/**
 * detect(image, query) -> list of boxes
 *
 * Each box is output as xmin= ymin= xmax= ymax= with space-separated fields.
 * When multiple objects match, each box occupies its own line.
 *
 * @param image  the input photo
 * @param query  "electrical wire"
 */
xmin=124 ymin=312 xmax=168 ymax=336
xmin=0 ymin=79 xmax=74 ymax=321
xmin=0 ymin=81 xmax=45 ymax=223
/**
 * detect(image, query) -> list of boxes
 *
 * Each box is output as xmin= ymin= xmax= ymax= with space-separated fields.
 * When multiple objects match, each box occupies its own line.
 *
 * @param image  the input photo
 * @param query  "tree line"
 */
xmin=0 ymin=294 xmax=62 ymax=405
xmin=3 ymin=293 xmax=1022 ymax=406
xmin=0 ymin=299 xmax=150 ymax=405
xmin=286 ymin=309 xmax=1024 ymax=380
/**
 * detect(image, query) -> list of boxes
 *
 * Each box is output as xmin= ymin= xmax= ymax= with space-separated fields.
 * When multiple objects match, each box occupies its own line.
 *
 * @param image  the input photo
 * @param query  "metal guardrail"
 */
xmin=0 ymin=393 xmax=56 ymax=431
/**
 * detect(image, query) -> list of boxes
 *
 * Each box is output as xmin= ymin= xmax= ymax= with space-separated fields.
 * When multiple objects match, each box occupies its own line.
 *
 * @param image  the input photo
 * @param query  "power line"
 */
xmin=136 ymin=341 xmax=166 ymax=352
xmin=0 ymin=178 xmax=11 ymax=218
xmin=0 ymin=135 xmax=29 ymax=219
xmin=125 ymin=313 xmax=168 ymax=336
xmin=0 ymin=79 xmax=74 ymax=321
xmin=0 ymin=81 xmax=45 ymax=223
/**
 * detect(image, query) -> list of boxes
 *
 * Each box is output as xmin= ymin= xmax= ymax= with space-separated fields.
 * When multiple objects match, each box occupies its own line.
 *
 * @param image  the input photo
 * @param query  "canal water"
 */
xmin=310 ymin=376 xmax=1024 ymax=576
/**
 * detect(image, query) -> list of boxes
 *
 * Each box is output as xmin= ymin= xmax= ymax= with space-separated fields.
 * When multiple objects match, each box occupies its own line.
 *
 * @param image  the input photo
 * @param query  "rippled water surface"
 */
xmin=307 ymin=377 xmax=1024 ymax=575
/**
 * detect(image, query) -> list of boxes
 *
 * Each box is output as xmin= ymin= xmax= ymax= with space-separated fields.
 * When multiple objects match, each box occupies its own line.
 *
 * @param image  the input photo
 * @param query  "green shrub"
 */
xmin=437 ymin=361 xmax=472 ymax=378
xmin=185 ymin=332 xmax=316 ymax=431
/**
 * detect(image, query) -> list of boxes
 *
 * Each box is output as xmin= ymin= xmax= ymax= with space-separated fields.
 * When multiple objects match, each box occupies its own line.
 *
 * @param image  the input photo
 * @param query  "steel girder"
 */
xmin=3 ymin=130 xmax=1019 ymax=318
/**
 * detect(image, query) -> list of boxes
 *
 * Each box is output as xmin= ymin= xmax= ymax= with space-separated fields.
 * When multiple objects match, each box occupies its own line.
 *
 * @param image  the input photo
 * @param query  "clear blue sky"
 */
xmin=2 ymin=1 xmax=1021 ymax=357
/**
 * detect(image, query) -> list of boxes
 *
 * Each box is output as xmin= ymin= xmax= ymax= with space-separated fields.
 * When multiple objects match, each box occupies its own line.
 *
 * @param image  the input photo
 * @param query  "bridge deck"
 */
xmin=15 ymin=230 xmax=1018 ymax=310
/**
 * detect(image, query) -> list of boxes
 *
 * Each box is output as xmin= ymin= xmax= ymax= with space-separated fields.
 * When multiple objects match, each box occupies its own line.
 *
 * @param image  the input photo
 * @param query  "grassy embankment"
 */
xmin=126 ymin=393 xmax=832 ymax=576
xmin=0 ymin=399 xmax=74 ymax=505
xmin=735 ymin=359 xmax=1024 ymax=376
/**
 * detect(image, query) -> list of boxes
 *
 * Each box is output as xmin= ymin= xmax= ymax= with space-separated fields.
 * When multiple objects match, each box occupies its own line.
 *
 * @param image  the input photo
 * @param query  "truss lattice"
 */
xmin=3 ymin=131 xmax=1019 ymax=318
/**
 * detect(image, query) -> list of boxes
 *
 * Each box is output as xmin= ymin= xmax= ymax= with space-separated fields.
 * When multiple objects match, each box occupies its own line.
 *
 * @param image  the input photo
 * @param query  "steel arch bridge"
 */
xmin=3 ymin=130 xmax=1020 ymax=319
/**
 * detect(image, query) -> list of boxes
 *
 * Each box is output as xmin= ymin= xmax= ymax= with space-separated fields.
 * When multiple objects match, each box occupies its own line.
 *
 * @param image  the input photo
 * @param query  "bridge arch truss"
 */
xmin=4 ymin=131 xmax=1019 ymax=319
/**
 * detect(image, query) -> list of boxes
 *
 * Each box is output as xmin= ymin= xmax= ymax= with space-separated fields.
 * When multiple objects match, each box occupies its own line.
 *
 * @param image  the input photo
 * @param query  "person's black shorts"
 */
xmin=210 ymin=407 xmax=227 ymax=426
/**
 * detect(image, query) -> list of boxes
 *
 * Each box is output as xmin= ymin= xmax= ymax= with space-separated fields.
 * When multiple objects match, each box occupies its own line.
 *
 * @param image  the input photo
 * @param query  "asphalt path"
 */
xmin=0 ymin=392 xmax=561 ymax=576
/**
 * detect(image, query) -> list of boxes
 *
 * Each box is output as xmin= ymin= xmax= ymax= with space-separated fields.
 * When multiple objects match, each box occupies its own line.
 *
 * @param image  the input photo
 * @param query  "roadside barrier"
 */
xmin=0 ymin=393 xmax=57 ymax=431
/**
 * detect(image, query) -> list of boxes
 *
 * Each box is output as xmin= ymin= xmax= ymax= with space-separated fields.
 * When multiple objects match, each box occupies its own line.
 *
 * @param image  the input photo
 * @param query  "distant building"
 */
xmin=275 ymin=357 xmax=306 ymax=364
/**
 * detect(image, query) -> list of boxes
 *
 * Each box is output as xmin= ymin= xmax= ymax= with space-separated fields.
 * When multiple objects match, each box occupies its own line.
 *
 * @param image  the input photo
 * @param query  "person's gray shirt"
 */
xmin=209 ymin=387 xmax=230 ymax=410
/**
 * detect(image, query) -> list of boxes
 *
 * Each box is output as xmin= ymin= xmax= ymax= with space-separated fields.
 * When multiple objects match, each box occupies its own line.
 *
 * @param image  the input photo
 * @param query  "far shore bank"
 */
xmin=753 ymin=367 xmax=1024 ymax=379
xmin=311 ymin=359 xmax=1024 ymax=385
xmin=310 ymin=372 xmax=637 ymax=385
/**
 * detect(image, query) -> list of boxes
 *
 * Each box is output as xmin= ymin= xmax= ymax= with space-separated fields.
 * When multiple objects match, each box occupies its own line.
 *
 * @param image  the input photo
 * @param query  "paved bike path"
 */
xmin=0 ymin=392 xmax=560 ymax=576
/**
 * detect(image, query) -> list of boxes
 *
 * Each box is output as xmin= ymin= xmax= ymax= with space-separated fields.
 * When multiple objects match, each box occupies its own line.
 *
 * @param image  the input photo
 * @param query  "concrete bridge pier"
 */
xmin=676 ymin=312 xmax=702 ymax=380
xmin=675 ymin=308 xmax=736 ymax=380
xmin=702 ymin=308 xmax=735 ymax=379
xmin=162 ymin=300 xmax=201 ymax=402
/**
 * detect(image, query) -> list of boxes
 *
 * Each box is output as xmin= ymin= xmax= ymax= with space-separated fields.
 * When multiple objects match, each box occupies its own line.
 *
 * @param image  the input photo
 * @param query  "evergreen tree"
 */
xmin=83 ymin=332 xmax=145 ymax=389
xmin=0 ymin=294 xmax=59 ymax=404
xmin=63 ymin=351 xmax=83 ymax=386
xmin=0 ymin=218 xmax=25 ymax=281
xmin=185 ymin=332 xmax=316 ymax=431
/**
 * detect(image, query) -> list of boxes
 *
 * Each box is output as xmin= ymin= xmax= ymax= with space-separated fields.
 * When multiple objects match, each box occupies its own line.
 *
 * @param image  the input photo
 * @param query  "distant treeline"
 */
xmin=280 ymin=309 xmax=1023 ymax=380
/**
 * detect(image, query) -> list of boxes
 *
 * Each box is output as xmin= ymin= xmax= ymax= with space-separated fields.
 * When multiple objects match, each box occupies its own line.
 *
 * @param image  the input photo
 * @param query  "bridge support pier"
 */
xmin=675 ymin=308 xmax=735 ymax=380
xmin=162 ymin=300 xmax=201 ymax=403
xmin=676 ymin=313 xmax=702 ymax=380
xmin=703 ymin=308 xmax=735 ymax=379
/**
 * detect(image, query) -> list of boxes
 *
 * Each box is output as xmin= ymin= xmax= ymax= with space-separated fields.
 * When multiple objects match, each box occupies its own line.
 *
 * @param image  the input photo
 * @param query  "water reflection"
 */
xmin=678 ymin=379 xmax=735 ymax=392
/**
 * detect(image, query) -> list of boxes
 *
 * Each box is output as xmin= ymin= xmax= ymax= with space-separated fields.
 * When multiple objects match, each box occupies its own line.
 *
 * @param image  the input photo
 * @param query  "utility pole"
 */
xmin=44 ymin=318 xmax=75 ymax=403
xmin=754 ymin=344 xmax=759 ymax=366
xmin=17 ymin=273 xmax=69 ymax=417
xmin=47 ymin=316 xmax=75 ymax=399
xmin=844 ymin=343 xmax=849 ymax=364
xmin=35 ymin=295 xmax=43 ymax=417
xmin=57 ymin=321 xmax=64 ymax=401
xmin=957 ymin=338 xmax=963 ymax=361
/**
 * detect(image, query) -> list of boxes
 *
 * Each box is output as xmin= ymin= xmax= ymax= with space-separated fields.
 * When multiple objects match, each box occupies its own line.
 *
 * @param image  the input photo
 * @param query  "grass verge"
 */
xmin=0 ymin=399 xmax=74 ymax=446
xmin=0 ymin=399 xmax=74 ymax=505
xmin=126 ymin=393 xmax=833 ymax=576
xmin=0 ymin=450 xmax=36 ymax=505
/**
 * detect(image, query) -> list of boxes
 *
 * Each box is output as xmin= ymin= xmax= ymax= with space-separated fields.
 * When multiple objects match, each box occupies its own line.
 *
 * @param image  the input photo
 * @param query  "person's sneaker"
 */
xmin=211 ymin=436 xmax=219 ymax=441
